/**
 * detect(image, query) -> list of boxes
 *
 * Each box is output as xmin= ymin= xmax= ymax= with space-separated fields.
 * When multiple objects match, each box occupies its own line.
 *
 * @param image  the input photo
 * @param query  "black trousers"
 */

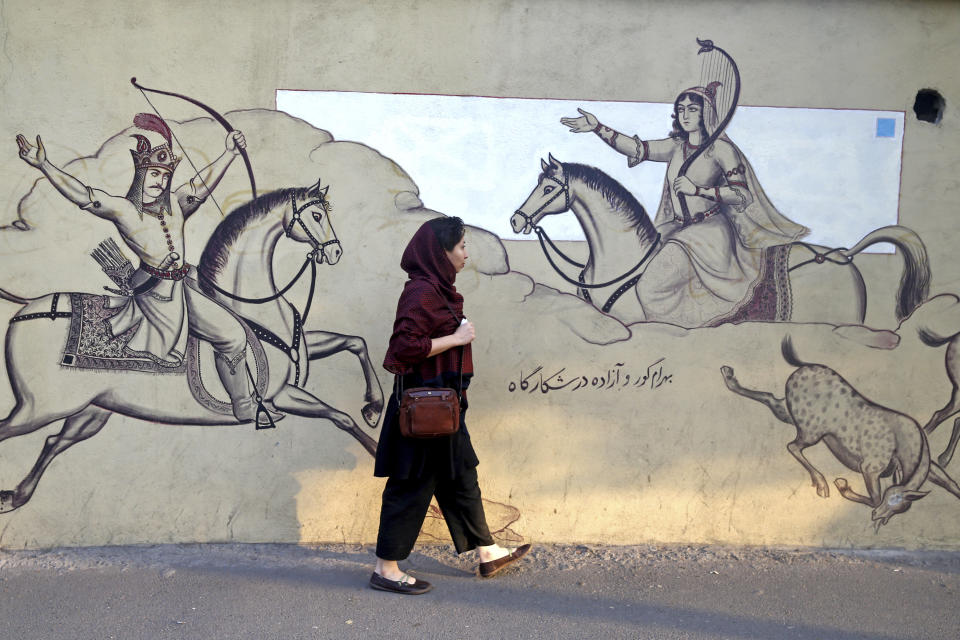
xmin=376 ymin=465 xmax=495 ymax=561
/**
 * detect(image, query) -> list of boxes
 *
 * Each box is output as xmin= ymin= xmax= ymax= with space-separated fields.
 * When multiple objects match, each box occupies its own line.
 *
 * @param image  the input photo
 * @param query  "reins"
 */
xmin=533 ymin=226 xmax=661 ymax=290
xmin=200 ymin=253 xmax=315 ymax=305
xmin=197 ymin=191 xmax=338 ymax=401
xmin=514 ymin=170 xmax=661 ymax=313
xmin=198 ymin=192 xmax=336 ymax=323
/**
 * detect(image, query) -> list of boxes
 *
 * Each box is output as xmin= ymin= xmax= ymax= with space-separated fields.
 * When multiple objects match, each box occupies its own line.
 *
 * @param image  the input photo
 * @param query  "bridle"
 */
xmin=514 ymin=170 xmax=660 ymax=314
xmin=201 ymin=192 xmax=339 ymax=306
xmin=512 ymin=173 xmax=570 ymax=232
xmin=284 ymin=192 xmax=341 ymax=260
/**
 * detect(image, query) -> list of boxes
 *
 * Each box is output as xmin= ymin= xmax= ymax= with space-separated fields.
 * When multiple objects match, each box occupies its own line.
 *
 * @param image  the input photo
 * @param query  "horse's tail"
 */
xmin=0 ymin=288 xmax=32 ymax=305
xmin=781 ymin=336 xmax=815 ymax=368
xmin=841 ymin=225 xmax=930 ymax=321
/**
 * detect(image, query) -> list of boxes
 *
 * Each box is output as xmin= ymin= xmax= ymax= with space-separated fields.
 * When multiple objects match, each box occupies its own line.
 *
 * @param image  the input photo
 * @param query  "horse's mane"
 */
xmin=548 ymin=162 xmax=656 ymax=239
xmin=197 ymin=186 xmax=309 ymax=295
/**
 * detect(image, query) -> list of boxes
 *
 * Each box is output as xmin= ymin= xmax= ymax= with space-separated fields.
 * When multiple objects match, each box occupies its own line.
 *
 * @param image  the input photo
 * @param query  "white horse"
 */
xmin=0 ymin=179 xmax=383 ymax=512
xmin=511 ymin=156 xmax=930 ymax=327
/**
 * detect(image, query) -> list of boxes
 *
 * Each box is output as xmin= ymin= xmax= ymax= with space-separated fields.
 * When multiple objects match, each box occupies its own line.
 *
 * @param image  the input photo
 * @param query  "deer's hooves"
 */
xmin=0 ymin=490 xmax=22 ymax=513
xmin=815 ymin=479 xmax=830 ymax=498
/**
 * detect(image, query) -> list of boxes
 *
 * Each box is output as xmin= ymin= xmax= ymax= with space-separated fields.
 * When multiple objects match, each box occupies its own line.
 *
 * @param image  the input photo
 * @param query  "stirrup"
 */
xmin=254 ymin=401 xmax=284 ymax=430
xmin=243 ymin=362 xmax=283 ymax=430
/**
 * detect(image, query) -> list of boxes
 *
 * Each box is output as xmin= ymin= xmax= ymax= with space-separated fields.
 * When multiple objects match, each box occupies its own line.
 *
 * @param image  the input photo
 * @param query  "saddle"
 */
xmin=55 ymin=292 xmax=270 ymax=418
xmin=708 ymin=244 xmax=794 ymax=326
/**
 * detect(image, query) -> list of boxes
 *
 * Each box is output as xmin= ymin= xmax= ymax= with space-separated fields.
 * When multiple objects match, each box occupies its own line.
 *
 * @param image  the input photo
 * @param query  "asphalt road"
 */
xmin=0 ymin=543 xmax=957 ymax=639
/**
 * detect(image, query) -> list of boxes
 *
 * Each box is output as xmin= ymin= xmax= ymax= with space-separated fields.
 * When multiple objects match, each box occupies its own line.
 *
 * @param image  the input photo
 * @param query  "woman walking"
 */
xmin=370 ymin=216 xmax=530 ymax=595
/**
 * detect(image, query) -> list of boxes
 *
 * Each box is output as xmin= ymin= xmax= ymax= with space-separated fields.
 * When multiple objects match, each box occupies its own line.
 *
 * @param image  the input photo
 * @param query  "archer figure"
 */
xmin=16 ymin=114 xmax=277 ymax=424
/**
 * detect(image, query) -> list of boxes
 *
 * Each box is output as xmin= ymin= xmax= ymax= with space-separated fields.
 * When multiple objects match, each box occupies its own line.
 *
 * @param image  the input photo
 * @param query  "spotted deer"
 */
xmin=721 ymin=337 xmax=960 ymax=530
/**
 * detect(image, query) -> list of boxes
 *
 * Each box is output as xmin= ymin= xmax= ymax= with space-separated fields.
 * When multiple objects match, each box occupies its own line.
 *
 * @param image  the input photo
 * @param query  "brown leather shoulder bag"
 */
xmin=398 ymin=299 xmax=464 ymax=439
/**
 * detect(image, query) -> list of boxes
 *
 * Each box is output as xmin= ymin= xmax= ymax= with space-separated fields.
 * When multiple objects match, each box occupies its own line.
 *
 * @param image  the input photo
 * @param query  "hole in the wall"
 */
xmin=913 ymin=89 xmax=945 ymax=124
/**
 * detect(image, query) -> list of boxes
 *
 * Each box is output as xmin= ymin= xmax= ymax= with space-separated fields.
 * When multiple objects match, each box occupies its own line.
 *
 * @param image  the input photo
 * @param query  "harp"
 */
xmin=676 ymin=38 xmax=741 ymax=226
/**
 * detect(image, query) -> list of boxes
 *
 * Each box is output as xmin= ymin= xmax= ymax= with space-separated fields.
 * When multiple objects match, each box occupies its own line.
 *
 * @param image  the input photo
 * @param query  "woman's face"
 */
xmin=445 ymin=235 xmax=468 ymax=272
xmin=676 ymin=97 xmax=703 ymax=134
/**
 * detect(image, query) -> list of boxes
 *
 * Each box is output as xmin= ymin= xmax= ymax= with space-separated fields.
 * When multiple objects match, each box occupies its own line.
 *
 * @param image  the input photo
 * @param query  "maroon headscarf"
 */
xmin=383 ymin=221 xmax=473 ymax=378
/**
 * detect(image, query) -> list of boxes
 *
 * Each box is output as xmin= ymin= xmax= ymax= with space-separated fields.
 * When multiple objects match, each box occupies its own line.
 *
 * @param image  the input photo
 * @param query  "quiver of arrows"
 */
xmin=91 ymin=238 xmax=135 ymax=295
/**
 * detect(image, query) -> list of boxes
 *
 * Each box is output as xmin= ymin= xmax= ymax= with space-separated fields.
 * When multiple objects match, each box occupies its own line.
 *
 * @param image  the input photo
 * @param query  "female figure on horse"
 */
xmin=561 ymin=84 xmax=809 ymax=327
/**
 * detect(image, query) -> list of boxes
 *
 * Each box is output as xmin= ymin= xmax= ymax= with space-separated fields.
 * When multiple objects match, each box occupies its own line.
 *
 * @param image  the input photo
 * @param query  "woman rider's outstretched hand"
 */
xmin=560 ymin=108 xmax=598 ymax=133
xmin=16 ymin=134 xmax=46 ymax=168
xmin=454 ymin=320 xmax=475 ymax=345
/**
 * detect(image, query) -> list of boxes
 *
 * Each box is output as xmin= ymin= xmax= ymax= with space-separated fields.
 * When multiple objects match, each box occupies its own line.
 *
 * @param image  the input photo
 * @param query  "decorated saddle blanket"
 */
xmin=707 ymin=244 xmax=793 ymax=326
xmin=62 ymin=293 xmax=187 ymax=373
xmin=58 ymin=293 xmax=268 ymax=416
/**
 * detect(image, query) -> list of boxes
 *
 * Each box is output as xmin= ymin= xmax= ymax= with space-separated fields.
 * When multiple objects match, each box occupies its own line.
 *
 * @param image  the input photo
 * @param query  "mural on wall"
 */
xmin=0 ymin=86 xmax=385 ymax=513
xmin=0 ymin=85 xmax=528 ymax=546
xmin=512 ymin=40 xmax=930 ymax=329
xmin=505 ymin=40 xmax=958 ymax=534
xmin=0 ymin=30 xmax=954 ymax=548
xmin=511 ymin=156 xmax=928 ymax=327
xmin=721 ymin=337 xmax=960 ymax=531
xmin=277 ymin=83 xmax=906 ymax=250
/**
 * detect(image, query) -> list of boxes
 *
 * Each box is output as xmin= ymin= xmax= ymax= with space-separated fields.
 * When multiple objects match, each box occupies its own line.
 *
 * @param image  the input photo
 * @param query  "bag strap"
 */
xmin=442 ymin=299 xmax=465 ymax=404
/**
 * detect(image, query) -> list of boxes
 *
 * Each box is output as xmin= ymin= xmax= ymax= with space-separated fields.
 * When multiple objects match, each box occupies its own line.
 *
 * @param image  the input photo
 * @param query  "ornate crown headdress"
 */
xmin=129 ymin=113 xmax=180 ymax=173
xmin=683 ymin=81 xmax=723 ymax=106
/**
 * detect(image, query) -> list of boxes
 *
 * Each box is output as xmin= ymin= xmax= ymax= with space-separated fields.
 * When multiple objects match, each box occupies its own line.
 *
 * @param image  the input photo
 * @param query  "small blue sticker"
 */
xmin=876 ymin=117 xmax=896 ymax=138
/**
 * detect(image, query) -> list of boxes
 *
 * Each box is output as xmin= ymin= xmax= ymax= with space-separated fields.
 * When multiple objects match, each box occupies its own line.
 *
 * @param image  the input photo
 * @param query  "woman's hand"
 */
xmin=560 ymin=108 xmax=599 ymax=133
xmin=16 ymin=134 xmax=46 ymax=169
xmin=428 ymin=320 xmax=476 ymax=356
xmin=672 ymin=176 xmax=697 ymax=196
xmin=454 ymin=320 xmax=475 ymax=345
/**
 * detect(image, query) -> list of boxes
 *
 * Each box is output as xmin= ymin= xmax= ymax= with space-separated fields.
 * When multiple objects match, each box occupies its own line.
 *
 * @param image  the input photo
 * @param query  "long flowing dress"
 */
xmin=626 ymin=89 xmax=808 ymax=327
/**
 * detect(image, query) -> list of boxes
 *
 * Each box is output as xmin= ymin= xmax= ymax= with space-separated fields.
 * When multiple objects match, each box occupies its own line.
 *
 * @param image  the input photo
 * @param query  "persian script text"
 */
xmin=507 ymin=359 xmax=672 ymax=395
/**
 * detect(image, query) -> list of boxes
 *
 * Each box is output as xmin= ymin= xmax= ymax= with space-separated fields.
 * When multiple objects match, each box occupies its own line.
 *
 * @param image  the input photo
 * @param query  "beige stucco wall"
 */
xmin=0 ymin=0 xmax=958 ymax=549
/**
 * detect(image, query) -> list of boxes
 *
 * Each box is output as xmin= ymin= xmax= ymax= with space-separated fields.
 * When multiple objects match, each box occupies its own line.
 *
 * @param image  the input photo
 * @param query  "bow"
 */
xmin=130 ymin=77 xmax=257 ymax=202
xmin=676 ymin=38 xmax=741 ymax=224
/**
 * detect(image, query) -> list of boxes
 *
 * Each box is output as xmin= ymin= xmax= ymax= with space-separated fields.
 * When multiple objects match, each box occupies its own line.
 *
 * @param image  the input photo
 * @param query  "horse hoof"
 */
xmin=361 ymin=402 xmax=383 ymax=428
xmin=0 ymin=491 xmax=21 ymax=513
